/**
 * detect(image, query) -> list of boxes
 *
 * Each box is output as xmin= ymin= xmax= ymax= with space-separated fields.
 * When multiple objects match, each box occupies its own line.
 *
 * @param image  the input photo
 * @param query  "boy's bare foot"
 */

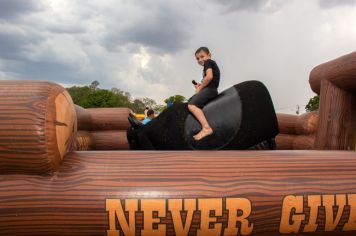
xmin=193 ymin=127 xmax=213 ymax=141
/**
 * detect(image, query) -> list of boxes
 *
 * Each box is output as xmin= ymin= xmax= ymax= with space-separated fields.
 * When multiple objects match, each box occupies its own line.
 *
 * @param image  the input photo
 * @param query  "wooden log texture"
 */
xmin=75 ymin=105 xmax=91 ymax=131
xmin=76 ymin=131 xmax=92 ymax=151
xmin=91 ymin=130 xmax=129 ymax=150
xmin=309 ymin=52 xmax=356 ymax=150
xmin=309 ymin=51 xmax=356 ymax=94
xmin=0 ymin=80 xmax=77 ymax=175
xmin=276 ymin=134 xmax=315 ymax=150
xmin=314 ymin=80 xmax=355 ymax=150
xmin=277 ymin=112 xmax=318 ymax=135
xmin=88 ymin=108 xmax=132 ymax=131
xmin=276 ymin=134 xmax=295 ymax=150
xmin=1 ymin=151 xmax=356 ymax=235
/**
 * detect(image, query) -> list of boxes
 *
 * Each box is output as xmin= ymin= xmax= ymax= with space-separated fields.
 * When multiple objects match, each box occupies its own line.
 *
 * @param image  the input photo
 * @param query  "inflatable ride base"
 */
xmin=1 ymin=151 xmax=356 ymax=236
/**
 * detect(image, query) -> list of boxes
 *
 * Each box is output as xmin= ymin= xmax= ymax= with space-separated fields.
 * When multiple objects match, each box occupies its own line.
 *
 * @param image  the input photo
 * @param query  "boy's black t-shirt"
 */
xmin=203 ymin=59 xmax=220 ymax=89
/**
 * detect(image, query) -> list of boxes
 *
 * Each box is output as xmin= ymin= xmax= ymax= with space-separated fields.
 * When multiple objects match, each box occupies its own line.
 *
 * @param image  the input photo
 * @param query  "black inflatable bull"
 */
xmin=127 ymin=81 xmax=279 ymax=150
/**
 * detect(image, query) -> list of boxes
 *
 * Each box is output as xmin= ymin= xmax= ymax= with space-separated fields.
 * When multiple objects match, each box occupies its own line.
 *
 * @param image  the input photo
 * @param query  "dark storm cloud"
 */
xmin=7 ymin=59 xmax=92 ymax=85
xmin=0 ymin=31 xmax=41 ymax=60
xmin=0 ymin=33 xmax=27 ymax=60
xmin=210 ymin=0 xmax=287 ymax=12
xmin=119 ymin=16 xmax=189 ymax=53
xmin=0 ymin=0 xmax=42 ymax=19
xmin=319 ymin=0 xmax=356 ymax=8
xmin=104 ymin=4 xmax=192 ymax=54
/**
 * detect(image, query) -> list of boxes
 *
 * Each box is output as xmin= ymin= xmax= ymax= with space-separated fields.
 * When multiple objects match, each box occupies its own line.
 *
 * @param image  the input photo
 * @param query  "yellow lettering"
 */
xmin=279 ymin=195 xmax=305 ymax=234
xmin=169 ymin=199 xmax=196 ymax=236
xmin=323 ymin=194 xmax=346 ymax=231
xmin=141 ymin=199 xmax=166 ymax=236
xmin=224 ymin=198 xmax=253 ymax=236
xmin=197 ymin=198 xmax=222 ymax=236
xmin=344 ymin=194 xmax=356 ymax=231
xmin=106 ymin=199 xmax=138 ymax=236
xmin=303 ymin=195 xmax=321 ymax=232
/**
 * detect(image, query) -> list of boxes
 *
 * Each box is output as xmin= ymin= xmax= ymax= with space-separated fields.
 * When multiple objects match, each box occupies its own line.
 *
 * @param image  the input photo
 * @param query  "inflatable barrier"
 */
xmin=76 ymin=131 xmax=92 ymax=151
xmin=309 ymin=51 xmax=356 ymax=150
xmin=0 ymin=52 xmax=355 ymax=235
xmin=0 ymin=80 xmax=76 ymax=175
xmin=1 ymin=150 xmax=356 ymax=236
xmin=276 ymin=112 xmax=318 ymax=150
xmin=75 ymin=106 xmax=131 ymax=150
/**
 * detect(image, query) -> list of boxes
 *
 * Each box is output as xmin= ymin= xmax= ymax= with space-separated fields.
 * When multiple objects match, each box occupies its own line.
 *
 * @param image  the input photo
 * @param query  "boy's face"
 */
xmin=195 ymin=51 xmax=211 ymax=66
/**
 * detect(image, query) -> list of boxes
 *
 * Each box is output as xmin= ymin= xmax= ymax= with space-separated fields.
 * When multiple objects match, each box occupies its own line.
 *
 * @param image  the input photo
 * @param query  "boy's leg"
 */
xmin=187 ymin=104 xmax=213 ymax=140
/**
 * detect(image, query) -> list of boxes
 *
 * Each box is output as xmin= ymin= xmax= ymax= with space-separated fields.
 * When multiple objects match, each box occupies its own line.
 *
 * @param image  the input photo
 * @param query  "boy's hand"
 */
xmin=194 ymin=83 xmax=202 ymax=93
xmin=195 ymin=86 xmax=202 ymax=94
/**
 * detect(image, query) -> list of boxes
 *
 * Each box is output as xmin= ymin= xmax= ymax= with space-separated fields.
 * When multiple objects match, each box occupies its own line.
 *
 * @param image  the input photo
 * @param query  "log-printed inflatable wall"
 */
xmin=76 ymin=131 xmax=92 ymax=151
xmin=276 ymin=112 xmax=318 ymax=150
xmin=309 ymin=51 xmax=356 ymax=150
xmin=75 ymin=105 xmax=131 ymax=150
xmin=1 ymin=151 xmax=356 ymax=235
xmin=0 ymin=81 xmax=76 ymax=175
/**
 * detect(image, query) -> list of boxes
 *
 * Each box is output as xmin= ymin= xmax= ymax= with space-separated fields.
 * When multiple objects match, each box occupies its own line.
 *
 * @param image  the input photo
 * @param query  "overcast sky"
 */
xmin=0 ymin=0 xmax=355 ymax=113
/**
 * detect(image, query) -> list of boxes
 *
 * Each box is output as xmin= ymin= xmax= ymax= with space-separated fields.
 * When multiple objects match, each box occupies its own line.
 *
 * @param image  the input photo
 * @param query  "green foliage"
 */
xmin=130 ymin=99 xmax=146 ymax=114
xmin=164 ymin=95 xmax=186 ymax=105
xmin=148 ymin=94 xmax=186 ymax=113
xmin=85 ymin=89 xmax=130 ymax=108
xmin=142 ymin=97 xmax=157 ymax=108
xmin=66 ymin=81 xmax=186 ymax=114
xmin=66 ymin=81 xmax=154 ymax=113
xmin=305 ymin=95 xmax=319 ymax=112
xmin=66 ymin=86 xmax=92 ymax=106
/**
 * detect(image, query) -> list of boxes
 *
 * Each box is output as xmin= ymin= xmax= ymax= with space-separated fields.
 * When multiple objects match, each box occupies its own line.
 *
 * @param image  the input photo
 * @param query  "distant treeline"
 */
xmin=66 ymin=81 xmax=186 ymax=114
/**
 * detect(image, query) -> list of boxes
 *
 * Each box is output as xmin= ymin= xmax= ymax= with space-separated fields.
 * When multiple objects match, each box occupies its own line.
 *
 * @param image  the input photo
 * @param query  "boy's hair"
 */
xmin=147 ymin=109 xmax=154 ymax=117
xmin=195 ymin=47 xmax=210 ymax=55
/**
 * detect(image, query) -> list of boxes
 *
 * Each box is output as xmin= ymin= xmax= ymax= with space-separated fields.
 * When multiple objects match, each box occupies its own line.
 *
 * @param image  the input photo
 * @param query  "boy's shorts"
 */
xmin=188 ymin=88 xmax=218 ymax=108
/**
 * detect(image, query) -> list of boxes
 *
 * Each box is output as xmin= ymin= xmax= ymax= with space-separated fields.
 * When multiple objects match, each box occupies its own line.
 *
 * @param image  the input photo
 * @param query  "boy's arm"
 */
xmin=196 ymin=68 xmax=213 ymax=92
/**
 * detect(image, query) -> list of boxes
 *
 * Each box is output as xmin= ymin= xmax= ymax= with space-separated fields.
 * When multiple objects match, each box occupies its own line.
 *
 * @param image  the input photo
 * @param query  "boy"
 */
xmin=188 ymin=47 xmax=220 ymax=140
xmin=142 ymin=109 xmax=155 ymax=125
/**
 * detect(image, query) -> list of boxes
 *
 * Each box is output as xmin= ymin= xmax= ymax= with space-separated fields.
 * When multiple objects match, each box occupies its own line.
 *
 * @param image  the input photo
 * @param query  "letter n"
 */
xmin=106 ymin=199 xmax=138 ymax=236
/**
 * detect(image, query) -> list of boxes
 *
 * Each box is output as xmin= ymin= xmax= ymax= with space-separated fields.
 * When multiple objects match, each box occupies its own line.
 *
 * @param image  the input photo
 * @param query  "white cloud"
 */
xmin=0 ymin=0 xmax=355 ymax=108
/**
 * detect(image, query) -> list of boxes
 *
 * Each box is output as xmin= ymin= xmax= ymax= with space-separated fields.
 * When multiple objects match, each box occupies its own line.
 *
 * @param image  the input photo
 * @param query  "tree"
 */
xmin=130 ymin=99 xmax=146 ymax=113
xmin=142 ymin=97 xmax=157 ymax=108
xmin=111 ymin=87 xmax=120 ymax=95
xmin=66 ymin=86 xmax=92 ymax=106
xmin=66 ymin=82 xmax=158 ymax=113
xmin=90 ymin=80 xmax=100 ymax=90
xmin=305 ymin=95 xmax=319 ymax=112
xmin=85 ymin=89 xmax=112 ymax=108
xmin=164 ymin=95 xmax=186 ymax=105
xmin=124 ymin=92 xmax=131 ymax=101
